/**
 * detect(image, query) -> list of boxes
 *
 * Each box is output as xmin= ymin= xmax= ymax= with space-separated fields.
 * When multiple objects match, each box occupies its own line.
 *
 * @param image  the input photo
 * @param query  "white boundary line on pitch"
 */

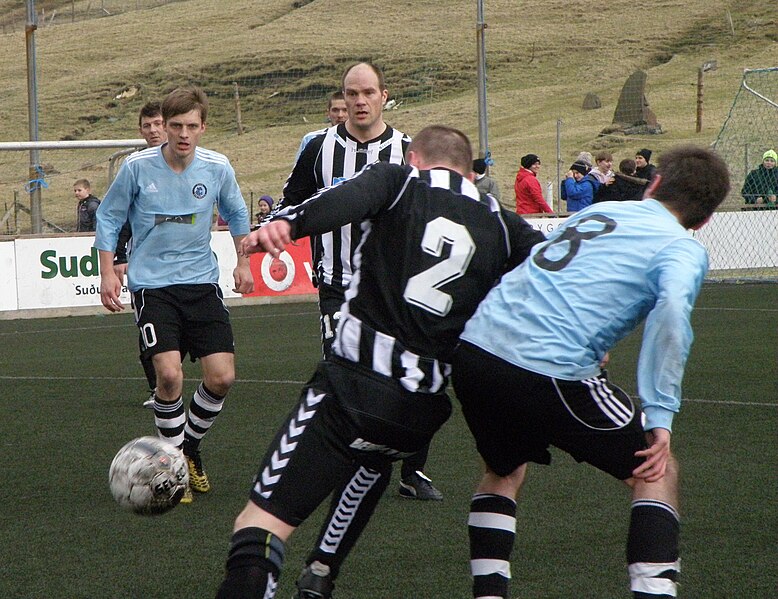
xmin=0 ymin=310 xmax=321 ymax=336
xmin=2 ymin=375 xmax=776 ymax=408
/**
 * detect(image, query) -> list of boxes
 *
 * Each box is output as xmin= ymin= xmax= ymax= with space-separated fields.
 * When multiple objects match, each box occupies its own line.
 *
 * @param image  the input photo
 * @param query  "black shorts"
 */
xmin=249 ymin=358 xmax=452 ymax=526
xmin=132 ymin=284 xmax=234 ymax=361
xmin=452 ymin=341 xmax=647 ymax=480
xmin=318 ymin=282 xmax=346 ymax=359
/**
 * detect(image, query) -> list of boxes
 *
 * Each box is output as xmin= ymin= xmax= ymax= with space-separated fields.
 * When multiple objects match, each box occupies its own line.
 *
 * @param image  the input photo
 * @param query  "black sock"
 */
xmin=216 ymin=527 xmax=285 ymax=599
xmin=627 ymin=499 xmax=680 ymax=598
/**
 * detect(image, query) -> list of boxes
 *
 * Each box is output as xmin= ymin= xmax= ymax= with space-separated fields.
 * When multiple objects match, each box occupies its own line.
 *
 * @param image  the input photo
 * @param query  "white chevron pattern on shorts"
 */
xmin=254 ymin=388 xmax=325 ymax=499
xmin=318 ymin=467 xmax=383 ymax=554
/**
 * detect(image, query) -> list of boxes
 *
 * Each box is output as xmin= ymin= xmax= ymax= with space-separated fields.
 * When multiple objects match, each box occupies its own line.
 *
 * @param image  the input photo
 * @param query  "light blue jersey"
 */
xmin=94 ymin=145 xmax=250 ymax=291
xmin=461 ymin=199 xmax=708 ymax=431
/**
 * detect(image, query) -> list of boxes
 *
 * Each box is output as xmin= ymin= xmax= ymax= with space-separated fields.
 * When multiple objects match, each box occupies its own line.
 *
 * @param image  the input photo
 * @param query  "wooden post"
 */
xmin=233 ymin=82 xmax=243 ymax=135
xmin=696 ymin=67 xmax=704 ymax=133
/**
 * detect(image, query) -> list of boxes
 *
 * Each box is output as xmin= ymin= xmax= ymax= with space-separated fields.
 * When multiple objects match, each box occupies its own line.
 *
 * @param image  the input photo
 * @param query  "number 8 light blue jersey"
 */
xmin=460 ymin=198 xmax=709 ymax=431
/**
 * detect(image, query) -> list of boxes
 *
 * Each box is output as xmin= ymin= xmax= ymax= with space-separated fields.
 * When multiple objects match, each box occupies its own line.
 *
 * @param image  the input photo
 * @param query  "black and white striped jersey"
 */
xmin=274 ymin=161 xmax=545 ymax=393
xmin=279 ymin=123 xmax=410 ymax=288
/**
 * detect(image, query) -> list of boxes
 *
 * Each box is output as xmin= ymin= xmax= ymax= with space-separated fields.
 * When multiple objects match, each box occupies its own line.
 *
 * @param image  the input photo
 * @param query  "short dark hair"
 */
xmin=653 ymin=146 xmax=730 ymax=229
xmin=618 ymin=158 xmax=636 ymax=175
xmin=341 ymin=61 xmax=386 ymax=92
xmin=327 ymin=91 xmax=344 ymax=109
xmin=408 ymin=125 xmax=472 ymax=174
xmin=138 ymin=101 xmax=162 ymax=127
xmin=162 ymin=86 xmax=208 ymax=123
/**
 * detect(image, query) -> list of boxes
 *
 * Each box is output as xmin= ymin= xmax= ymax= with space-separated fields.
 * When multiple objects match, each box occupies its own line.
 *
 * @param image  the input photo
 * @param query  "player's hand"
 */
xmin=233 ymin=262 xmax=254 ymax=295
xmin=113 ymin=262 xmax=128 ymax=280
xmin=100 ymin=269 xmax=124 ymax=312
xmin=632 ymin=428 xmax=671 ymax=483
xmin=240 ymin=221 xmax=292 ymax=258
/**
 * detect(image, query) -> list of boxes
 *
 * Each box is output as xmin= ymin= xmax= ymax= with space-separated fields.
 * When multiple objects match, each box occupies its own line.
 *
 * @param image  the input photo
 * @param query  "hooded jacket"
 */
xmin=514 ymin=168 xmax=553 ymax=214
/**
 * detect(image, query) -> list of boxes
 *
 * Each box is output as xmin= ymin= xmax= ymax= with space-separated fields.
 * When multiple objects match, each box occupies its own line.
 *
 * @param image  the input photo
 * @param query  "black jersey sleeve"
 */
xmin=502 ymin=211 xmax=546 ymax=271
xmin=276 ymin=133 xmax=326 ymax=210
xmin=279 ymin=162 xmax=407 ymax=240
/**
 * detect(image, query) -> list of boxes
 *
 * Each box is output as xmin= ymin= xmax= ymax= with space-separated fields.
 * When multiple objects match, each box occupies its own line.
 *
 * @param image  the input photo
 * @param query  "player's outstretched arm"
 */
xmin=632 ymin=428 xmax=671 ymax=483
xmin=240 ymin=221 xmax=292 ymax=258
xmin=98 ymin=249 xmax=124 ymax=312
xmin=231 ymin=235 xmax=255 ymax=294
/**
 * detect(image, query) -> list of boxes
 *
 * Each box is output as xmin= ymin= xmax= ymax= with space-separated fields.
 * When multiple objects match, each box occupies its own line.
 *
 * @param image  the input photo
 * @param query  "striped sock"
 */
xmin=183 ymin=383 xmax=225 ymax=454
xmin=153 ymin=396 xmax=185 ymax=448
xmin=468 ymin=493 xmax=517 ymax=599
xmin=627 ymin=499 xmax=680 ymax=598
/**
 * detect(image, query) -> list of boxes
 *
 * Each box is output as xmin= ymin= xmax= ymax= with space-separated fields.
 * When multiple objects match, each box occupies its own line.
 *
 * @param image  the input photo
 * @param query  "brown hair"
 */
xmin=341 ymin=62 xmax=386 ymax=92
xmin=653 ymin=145 xmax=730 ymax=229
xmin=595 ymin=150 xmax=613 ymax=163
xmin=407 ymin=125 xmax=473 ymax=174
xmin=162 ymin=86 xmax=208 ymax=123
xmin=138 ymin=101 xmax=162 ymax=127
xmin=73 ymin=178 xmax=91 ymax=189
xmin=618 ymin=158 xmax=636 ymax=175
xmin=327 ymin=91 xmax=344 ymax=109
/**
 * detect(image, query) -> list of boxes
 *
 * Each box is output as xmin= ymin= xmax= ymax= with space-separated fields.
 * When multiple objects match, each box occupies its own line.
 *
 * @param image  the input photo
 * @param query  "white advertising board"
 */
xmin=0 ymin=241 xmax=18 ymax=311
xmin=13 ymin=233 xmax=242 ymax=310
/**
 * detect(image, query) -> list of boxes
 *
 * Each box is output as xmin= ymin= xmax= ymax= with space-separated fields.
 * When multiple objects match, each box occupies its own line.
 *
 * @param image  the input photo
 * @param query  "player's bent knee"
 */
xmin=234 ymin=501 xmax=296 ymax=542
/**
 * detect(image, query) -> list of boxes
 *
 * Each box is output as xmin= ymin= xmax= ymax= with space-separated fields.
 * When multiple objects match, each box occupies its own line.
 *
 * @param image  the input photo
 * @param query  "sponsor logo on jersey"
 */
xmin=192 ymin=183 xmax=207 ymax=199
xmin=154 ymin=214 xmax=195 ymax=225
xmin=145 ymin=182 xmax=158 ymax=193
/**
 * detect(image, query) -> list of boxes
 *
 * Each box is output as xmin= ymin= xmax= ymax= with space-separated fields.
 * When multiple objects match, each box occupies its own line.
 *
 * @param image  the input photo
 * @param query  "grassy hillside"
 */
xmin=0 ymin=0 xmax=776 ymax=229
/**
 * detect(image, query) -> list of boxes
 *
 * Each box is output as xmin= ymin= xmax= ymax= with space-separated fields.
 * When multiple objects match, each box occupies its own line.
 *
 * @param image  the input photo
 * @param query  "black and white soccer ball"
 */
xmin=108 ymin=436 xmax=189 ymax=515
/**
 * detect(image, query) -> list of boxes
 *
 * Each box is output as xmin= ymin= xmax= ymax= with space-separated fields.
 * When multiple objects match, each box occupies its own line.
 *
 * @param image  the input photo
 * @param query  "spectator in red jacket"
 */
xmin=515 ymin=154 xmax=553 ymax=214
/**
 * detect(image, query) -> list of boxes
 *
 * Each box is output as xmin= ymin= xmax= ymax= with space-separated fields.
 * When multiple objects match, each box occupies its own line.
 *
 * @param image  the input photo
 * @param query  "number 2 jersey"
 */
xmin=273 ymin=161 xmax=545 ymax=393
xmin=461 ymin=198 xmax=709 ymax=431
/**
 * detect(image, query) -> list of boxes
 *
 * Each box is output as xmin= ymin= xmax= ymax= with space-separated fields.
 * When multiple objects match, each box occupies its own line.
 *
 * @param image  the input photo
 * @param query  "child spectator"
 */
xmin=255 ymin=195 xmax=273 ymax=224
xmin=74 ymin=178 xmax=100 ymax=232
xmin=561 ymin=160 xmax=600 ymax=212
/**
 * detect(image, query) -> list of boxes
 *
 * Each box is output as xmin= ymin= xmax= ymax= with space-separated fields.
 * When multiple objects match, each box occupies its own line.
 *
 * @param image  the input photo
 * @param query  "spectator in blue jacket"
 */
xmin=561 ymin=160 xmax=600 ymax=212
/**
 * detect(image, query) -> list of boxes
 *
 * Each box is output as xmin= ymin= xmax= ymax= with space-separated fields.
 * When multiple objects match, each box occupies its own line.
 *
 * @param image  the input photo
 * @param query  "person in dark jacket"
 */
xmin=74 ymin=178 xmax=100 ymax=232
xmin=634 ymin=148 xmax=657 ymax=182
xmin=595 ymin=159 xmax=648 ymax=203
xmin=741 ymin=150 xmax=778 ymax=206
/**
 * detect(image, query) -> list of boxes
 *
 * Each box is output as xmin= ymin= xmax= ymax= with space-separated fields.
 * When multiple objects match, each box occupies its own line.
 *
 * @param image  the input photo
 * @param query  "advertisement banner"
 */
xmin=0 ymin=241 xmax=18 ymax=311
xmin=15 ymin=236 xmax=132 ymax=310
xmin=10 ymin=232 xmax=316 ymax=311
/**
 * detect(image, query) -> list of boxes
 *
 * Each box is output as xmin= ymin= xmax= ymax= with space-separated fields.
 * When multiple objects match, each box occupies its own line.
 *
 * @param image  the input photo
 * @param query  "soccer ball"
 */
xmin=108 ymin=436 xmax=189 ymax=515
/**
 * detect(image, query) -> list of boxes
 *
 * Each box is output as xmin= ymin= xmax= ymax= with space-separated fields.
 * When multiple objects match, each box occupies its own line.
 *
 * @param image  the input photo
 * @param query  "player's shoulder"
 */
xmin=385 ymin=124 xmax=411 ymax=144
xmin=126 ymin=145 xmax=159 ymax=165
xmin=195 ymin=146 xmax=232 ymax=167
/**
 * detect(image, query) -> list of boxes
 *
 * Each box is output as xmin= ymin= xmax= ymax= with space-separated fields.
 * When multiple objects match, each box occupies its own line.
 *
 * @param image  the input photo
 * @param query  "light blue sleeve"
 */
xmin=637 ymin=238 xmax=708 ymax=431
xmin=94 ymin=161 xmax=135 ymax=253
xmin=217 ymin=162 xmax=250 ymax=237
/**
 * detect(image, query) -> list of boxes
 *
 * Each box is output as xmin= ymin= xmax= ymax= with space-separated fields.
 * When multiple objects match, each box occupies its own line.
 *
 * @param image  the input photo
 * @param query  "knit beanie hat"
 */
xmin=521 ymin=154 xmax=540 ymax=169
xmin=258 ymin=195 xmax=273 ymax=209
xmin=762 ymin=150 xmax=778 ymax=163
xmin=636 ymin=148 xmax=652 ymax=162
xmin=570 ymin=161 xmax=590 ymax=176
xmin=472 ymin=158 xmax=487 ymax=175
